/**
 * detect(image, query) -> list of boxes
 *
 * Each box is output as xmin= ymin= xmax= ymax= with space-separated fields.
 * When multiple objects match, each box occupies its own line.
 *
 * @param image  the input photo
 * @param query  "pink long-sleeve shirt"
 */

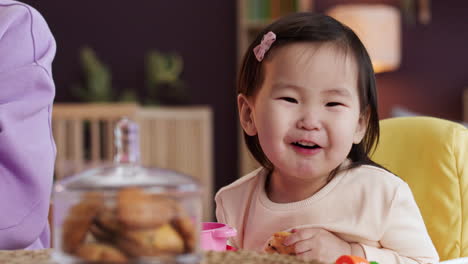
xmin=215 ymin=165 xmax=439 ymax=264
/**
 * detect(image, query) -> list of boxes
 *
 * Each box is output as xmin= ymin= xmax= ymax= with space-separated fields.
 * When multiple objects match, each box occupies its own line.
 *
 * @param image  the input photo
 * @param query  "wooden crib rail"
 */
xmin=52 ymin=103 xmax=213 ymax=221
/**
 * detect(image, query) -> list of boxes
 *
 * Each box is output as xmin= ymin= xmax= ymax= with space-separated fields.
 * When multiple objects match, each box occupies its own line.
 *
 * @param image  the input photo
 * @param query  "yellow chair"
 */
xmin=371 ymin=116 xmax=468 ymax=261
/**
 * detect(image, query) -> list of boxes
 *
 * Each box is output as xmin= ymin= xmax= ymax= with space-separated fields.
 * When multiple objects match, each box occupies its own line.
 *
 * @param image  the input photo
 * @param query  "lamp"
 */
xmin=327 ymin=4 xmax=401 ymax=73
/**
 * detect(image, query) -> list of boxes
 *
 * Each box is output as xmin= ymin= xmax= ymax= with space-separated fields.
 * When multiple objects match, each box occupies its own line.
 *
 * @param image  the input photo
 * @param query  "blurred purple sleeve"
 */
xmin=0 ymin=0 xmax=56 ymax=249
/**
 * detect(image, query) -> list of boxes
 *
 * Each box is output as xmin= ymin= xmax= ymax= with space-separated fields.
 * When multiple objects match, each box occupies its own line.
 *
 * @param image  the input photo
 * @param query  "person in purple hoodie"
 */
xmin=0 ymin=0 xmax=56 ymax=249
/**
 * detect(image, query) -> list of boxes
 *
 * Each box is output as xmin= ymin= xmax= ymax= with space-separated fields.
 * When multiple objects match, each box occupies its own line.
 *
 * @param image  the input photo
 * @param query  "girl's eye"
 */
xmin=279 ymin=97 xmax=298 ymax=103
xmin=326 ymin=102 xmax=342 ymax=107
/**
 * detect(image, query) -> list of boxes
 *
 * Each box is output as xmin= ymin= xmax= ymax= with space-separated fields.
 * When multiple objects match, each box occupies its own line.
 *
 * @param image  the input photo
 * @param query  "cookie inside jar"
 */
xmin=52 ymin=118 xmax=202 ymax=263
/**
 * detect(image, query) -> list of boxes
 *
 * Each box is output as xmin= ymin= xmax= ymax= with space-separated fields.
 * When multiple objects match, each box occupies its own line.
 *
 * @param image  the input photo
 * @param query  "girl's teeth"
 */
xmin=296 ymin=141 xmax=314 ymax=147
xmin=293 ymin=142 xmax=319 ymax=149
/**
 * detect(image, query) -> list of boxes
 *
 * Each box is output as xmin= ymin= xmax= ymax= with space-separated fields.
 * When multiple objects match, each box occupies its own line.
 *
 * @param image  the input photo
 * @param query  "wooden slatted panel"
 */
xmin=52 ymin=103 xmax=139 ymax=179
xmin=167 ymin=119 xmax=178 ymax=170
xmin=71 ymin=119 xmax=84 ymax=173
xmin=52 ymin=104 xmax=213 ymax=220
xmin=198 ymin=111 xmax=213 ymax=222
xmin=90 ymin=119 xmax=100 ymax=162
xmin=53 ymin=103 xmax=139 ymax=119
xmin=138 ymin=117 xmax=150 ymax=166
xmin=105 ymin=119 xmax=113 ymax=161
xmin=136 ymin=107 xmax=213 ymax=221
xmin=152 ymin=119 xmax=169 ymax=167
xmin=169 ymin=120 xmax=190 ymax=176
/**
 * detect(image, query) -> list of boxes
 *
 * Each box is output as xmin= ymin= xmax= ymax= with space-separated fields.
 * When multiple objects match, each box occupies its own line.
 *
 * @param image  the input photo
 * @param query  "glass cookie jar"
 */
xmin=52 ymin=118 xmax=202 ymax=263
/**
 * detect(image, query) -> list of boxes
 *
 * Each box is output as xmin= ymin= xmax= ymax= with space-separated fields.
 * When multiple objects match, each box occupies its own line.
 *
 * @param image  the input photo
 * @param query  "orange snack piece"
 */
xmin=264 ymin=231 xmax=295 ymax=255
xmin=336 ymin=255 xmax=369 ymax=264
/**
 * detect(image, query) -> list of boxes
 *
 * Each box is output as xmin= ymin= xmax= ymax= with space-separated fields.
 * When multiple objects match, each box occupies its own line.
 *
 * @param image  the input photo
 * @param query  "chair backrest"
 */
xmin=371 ymin=117 xmax=468 ymax=261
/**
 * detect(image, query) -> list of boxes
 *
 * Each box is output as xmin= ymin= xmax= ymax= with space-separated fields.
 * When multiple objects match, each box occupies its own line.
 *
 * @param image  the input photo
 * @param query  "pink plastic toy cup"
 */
xmin=201 ymin=222 xmax=237 ymax=251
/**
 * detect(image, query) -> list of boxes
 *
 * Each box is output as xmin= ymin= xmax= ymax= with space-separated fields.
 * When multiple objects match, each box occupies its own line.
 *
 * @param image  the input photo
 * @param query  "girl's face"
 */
xmin=239 ymin=42 xmax=368 ymax=183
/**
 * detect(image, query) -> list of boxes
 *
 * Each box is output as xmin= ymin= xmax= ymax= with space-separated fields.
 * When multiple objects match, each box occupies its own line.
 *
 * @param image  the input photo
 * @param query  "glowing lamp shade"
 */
xmin=327 ymin=4 xmax=401 ymax=73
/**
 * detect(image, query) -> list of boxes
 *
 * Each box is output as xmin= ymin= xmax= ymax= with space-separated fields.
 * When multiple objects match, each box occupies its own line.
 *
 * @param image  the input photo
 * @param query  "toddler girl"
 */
xmin=215 ymin=12 xmax=438 ymax=264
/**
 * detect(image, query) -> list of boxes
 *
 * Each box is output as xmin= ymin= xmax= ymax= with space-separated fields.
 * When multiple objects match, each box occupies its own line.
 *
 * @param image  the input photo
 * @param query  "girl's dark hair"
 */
xmin=238 ymin=12 xmax=383 ymax=175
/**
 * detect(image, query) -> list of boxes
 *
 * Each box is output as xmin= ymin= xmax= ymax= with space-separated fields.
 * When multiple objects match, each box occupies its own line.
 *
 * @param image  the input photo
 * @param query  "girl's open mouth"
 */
xmin=291 ymin=141 xmax=322 ymax=155
xmin=292 ymin=141 xmax=321 ymax=149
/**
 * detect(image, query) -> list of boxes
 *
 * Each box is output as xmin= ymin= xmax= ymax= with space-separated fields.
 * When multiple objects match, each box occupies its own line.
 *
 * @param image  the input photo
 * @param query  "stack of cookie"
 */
xmin=61 ymin=187 xmax=196 ymax=263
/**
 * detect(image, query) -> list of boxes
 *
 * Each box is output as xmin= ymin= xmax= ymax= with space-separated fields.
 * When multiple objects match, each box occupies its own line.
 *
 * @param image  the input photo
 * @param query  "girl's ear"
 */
xmin=238 ymin=94 xmax=257 ymax=136
xmin=353 ymin=108 xmax=370 ymax=144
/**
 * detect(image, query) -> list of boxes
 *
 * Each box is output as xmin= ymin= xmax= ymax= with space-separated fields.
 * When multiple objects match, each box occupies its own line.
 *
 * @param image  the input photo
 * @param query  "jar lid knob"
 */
xmin=114 ymin=118 xmax=140 ymax=164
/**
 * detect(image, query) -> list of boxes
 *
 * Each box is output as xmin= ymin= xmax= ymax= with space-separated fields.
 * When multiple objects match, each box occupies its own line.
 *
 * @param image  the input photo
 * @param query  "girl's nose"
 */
xmin=296 ymin=113 xmax=321 ymax=130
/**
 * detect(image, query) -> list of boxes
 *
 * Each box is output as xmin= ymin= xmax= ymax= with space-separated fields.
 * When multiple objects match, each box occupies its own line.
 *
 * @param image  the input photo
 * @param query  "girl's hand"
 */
xmin=283 ymin=228 xmax=354 ymax=262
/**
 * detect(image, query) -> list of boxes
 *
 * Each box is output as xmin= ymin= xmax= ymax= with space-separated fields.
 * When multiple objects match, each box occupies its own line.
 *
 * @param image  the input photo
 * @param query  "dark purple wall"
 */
xmin=23 ymin=1 xmax=240 ymax=196
xmin=315 ymin=0 xmax=468 ymax=120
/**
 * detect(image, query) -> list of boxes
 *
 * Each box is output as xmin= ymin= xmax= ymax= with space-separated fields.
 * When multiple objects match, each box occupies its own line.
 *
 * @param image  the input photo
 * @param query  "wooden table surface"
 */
xmin=0 ymin=249 xmax=324 ymax=264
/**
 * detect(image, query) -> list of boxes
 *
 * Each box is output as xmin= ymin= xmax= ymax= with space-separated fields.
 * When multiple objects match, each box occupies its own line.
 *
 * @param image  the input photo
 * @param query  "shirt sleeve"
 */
xmin=215 ymin=191 xmax=240 ymax=249
xmin=361 ymin=183 xmax=440 ymax=264
xmin=0 ymin=2 xmax=56 ymax=249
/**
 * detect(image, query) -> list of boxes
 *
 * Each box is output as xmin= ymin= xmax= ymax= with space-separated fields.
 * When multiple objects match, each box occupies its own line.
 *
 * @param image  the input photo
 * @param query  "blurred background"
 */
xmin=22 ymin=0 xmax=468 ymax=219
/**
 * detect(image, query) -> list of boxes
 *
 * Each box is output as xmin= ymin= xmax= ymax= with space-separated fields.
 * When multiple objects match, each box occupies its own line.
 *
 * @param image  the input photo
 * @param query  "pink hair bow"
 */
xmin=253 ymin=31 xmax=276 ymax=62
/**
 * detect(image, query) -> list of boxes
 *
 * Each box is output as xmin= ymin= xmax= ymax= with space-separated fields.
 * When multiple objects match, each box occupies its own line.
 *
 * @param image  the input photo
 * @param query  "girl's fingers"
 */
xmin=294 ymin=239 xmax=314 ymax=255
xmin=283 ymin=228 xmax=321 ymax=246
